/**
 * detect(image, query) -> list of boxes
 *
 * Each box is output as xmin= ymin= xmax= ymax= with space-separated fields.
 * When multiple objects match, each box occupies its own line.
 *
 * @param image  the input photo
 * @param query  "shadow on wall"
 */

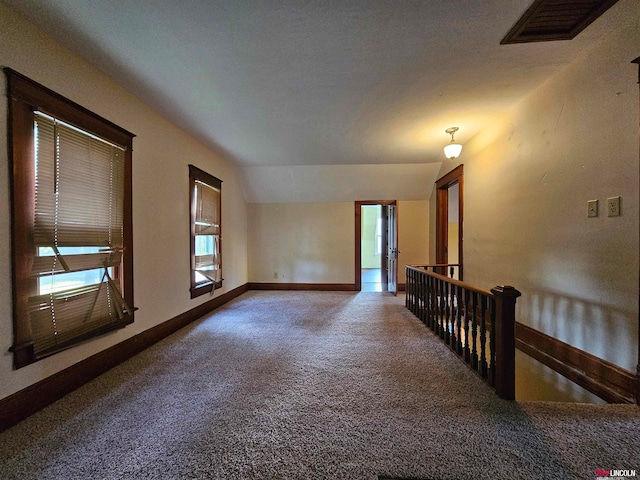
xmin=518 ymin=287 xmax=637 ymax=371
xmin=515 ymin=350 xmax=604 ymax=403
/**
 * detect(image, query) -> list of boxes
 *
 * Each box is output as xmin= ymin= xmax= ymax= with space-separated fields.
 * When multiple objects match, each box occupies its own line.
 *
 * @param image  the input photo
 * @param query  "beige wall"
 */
xmin=248 ymin=200 xmax=430 ymax=286
xmin=397 ymin=200 xmax=430 ymax=284
xmin=0 ymin=4 xmax=248 ymax=401
xmin=248 ymin=203 xmax=355 ymax=283
xmin=431 ymin=15 xmax=639 ymax=398
xmin=448 ymin=223 xmax=459 ymax=265
xmin=515 ymin=350 xmax=603 ymax=403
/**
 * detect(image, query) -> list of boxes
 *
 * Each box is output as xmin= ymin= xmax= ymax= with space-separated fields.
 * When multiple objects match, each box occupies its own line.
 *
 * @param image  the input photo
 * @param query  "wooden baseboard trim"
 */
xmin=0 ymin=283 xmax=249 ymax=433
xmin=247 ymin=283 xmax=407 ymax=292
xmin=516 ymin=322 xmax=636 ymax=404
xmin=248 ymin=282 xmax=356 ymax=291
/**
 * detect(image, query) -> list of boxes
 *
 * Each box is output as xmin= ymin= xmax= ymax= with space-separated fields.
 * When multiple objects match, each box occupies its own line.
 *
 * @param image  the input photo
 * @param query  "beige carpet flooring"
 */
xmin=0 ymin=291 xmax=638 ymax=479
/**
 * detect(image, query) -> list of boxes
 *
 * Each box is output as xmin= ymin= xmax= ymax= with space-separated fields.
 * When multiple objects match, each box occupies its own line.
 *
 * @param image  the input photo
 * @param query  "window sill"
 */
xmin=190 ymin=281 xmax=223 ymax=299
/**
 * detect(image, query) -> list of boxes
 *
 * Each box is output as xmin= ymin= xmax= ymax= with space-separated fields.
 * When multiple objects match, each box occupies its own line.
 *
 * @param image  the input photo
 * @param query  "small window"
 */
xmin=6 ymin=69 xmax=135 ymax=368
xmin=189 ymin=165 xmax=222 ymax=298
xmin=374 ymin=217 xmax=383 ymax=256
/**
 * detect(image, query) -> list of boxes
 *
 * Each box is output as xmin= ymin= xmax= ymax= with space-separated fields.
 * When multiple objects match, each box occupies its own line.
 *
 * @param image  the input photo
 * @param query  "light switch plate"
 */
xmin=607 ymin=196 xmax=621 ymax=217
xmin=587 ymin=199 xmax=598 ymax=218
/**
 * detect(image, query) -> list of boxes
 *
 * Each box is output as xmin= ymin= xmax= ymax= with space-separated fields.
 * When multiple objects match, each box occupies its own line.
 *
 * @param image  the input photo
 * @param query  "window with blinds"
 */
xmin=6 ymin=69 xmax=135 ymax=368
xmin=189 ymin=165 xmax=222 ymax=298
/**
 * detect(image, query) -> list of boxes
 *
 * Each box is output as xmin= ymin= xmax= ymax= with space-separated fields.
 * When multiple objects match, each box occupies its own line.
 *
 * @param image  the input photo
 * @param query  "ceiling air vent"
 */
xmin=501 ymin=0 xmax=620 ymax=44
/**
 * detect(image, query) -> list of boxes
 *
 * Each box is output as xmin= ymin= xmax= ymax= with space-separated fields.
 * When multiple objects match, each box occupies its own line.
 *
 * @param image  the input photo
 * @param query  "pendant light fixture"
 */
xmin=444 ymin=127 xmax=462 ymax=159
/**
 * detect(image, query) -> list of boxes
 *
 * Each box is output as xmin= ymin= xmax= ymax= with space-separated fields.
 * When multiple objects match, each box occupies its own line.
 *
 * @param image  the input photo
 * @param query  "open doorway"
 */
xmin=355 ymin=200 xmax=398 ymax=294
xmin=361 ymin=205 xmax=383 ymax=291
xmin=436 ymin=165 xmax=463 ymax=280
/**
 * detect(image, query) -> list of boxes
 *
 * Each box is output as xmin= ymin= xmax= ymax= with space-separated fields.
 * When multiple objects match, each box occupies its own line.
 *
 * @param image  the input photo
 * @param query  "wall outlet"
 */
xmin=607 ymin=196 xmax=621 ymax=217
xmin=587 ymin=199 xmax=598 ymax=218
xmin=273 ymin=272 xmax=278 ymax=279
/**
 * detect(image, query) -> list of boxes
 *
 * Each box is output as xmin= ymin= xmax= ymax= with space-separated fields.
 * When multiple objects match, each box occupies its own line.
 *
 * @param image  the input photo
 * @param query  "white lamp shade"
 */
xmin=444 ymin=143 xmax=463 ymax=159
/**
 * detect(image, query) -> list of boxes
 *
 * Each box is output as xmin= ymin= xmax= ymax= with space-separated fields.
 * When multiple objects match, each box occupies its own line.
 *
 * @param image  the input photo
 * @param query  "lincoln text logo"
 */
xmin=596 ymin=469 xmax=637 ymax=479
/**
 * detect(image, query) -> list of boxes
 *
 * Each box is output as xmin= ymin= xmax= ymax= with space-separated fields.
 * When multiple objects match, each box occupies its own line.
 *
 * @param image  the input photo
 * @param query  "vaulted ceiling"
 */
xmin=3 ymin=0 xmax=635 ymax=202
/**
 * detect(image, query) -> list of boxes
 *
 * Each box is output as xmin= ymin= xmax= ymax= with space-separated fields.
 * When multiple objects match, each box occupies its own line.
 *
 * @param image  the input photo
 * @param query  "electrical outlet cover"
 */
xmin=607 ymin=196 xmax=621 ymax=217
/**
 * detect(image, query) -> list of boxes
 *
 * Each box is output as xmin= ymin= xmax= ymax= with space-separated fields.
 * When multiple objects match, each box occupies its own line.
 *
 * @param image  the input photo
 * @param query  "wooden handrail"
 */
xmin=405 ymin=264 xmax=520 ymax=400
xmin=407 ymin=265 xmax=492 ymax=297
xmin=410 ymin=263 xmax=461 ymax=281
xmin=412 ymin=264 xmax=461 ymax=268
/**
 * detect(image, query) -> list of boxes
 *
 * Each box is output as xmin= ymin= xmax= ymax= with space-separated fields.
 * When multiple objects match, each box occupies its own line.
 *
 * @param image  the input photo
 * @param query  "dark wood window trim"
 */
xmin=5 ymin=68 xmax=135 ymax=369
xmin=189 ymin=165 xmax=223 ymax=299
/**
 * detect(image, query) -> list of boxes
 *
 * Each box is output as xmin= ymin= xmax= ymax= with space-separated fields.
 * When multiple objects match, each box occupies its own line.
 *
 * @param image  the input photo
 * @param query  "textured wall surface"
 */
xmin=0 ymin=4 xmax=249 ymax=401
xmin=248 ymin=202 xmax=355 ymax=284
xmin=248 ymin=200 xmax=429 ymax=286
xmin=431 ymin=14 xmax=640 ymax=400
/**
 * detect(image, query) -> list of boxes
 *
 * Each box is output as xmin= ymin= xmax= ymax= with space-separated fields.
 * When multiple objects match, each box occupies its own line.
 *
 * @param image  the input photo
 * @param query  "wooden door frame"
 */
xmin=435 ymin=165 xmax=464 ymax=280
xmin=355 ymin=200 xmax=397 ymax=291
xmin=632 ymin=55 xmax=640 ymax=404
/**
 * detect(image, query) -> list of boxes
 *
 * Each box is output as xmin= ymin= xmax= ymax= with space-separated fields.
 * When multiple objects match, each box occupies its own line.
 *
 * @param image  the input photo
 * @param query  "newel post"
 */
xmin=491 ymin=285 xmax=521 ymax=400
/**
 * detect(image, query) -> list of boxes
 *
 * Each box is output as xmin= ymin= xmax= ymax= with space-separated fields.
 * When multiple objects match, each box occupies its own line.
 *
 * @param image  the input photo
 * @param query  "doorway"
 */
xmin=361 ymin=205 xmax=383 ymax=291
xmin=355 ymin=200 xmax=398 ymax=294
xmin=436 ymin=165 xmax=464 ymax=280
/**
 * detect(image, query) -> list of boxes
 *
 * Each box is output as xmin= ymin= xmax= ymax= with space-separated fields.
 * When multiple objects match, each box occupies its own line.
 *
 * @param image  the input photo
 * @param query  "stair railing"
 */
xmin=405 ymin=264 xmax=521 ymax=400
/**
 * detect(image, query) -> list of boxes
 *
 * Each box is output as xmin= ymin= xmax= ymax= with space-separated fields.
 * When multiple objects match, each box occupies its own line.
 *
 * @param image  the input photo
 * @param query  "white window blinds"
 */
xmin=29 ymin=112 xmax=131 ymax=358
xmin=194 ymin=180 xmax=222 ymax=284
xmin=34 ymin=113 xmax=125 ymax=247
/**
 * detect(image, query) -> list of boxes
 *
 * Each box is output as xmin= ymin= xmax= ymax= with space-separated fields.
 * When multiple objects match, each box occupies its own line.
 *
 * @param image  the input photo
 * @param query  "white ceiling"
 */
xmin=3 ymin=0 xmax=636 ymax=202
